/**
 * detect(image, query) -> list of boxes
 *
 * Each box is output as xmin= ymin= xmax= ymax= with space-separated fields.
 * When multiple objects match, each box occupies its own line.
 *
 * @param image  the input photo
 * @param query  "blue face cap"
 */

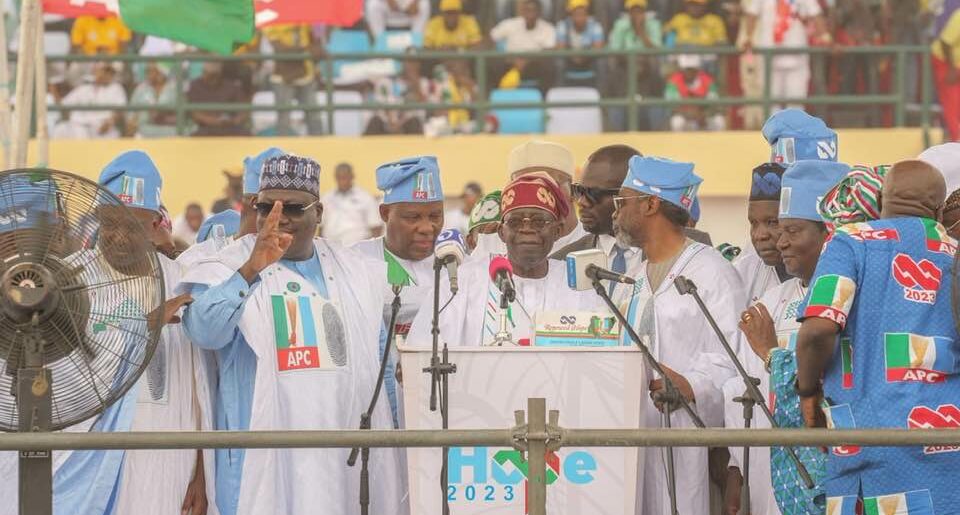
xmin=779 ymin=160 xmax=851 ymax=221
xmin=196 ymin=209 xmax=240 ymax=243
xmin=762 ymin=109 xmax=838 ymax=165
xmin=376 ymin=155 xmax=444 ymax=204
xmin=622 ymin=156 xmax=703 ymax=213
xmin=0 ymin=174 xmax=60 ymax=234
xmin=98 ymin=150 xmax=163 ymax=213
xmin=243 ymin=147 xmax=285 ymax=195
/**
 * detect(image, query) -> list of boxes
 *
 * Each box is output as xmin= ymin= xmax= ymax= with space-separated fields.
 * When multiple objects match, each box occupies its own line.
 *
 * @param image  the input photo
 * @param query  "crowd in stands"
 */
xmin=18 ymin=0 xmax=956 ymax=137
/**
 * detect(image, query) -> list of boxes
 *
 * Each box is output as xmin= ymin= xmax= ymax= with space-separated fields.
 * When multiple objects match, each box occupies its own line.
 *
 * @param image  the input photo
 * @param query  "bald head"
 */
xmin=881 ymin=159 xmax=946 ymax=220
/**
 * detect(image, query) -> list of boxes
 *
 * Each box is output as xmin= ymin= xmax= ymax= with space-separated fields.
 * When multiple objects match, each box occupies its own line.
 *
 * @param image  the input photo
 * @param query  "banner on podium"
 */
xmin=399 ymin=345 xmax=647 ymax=514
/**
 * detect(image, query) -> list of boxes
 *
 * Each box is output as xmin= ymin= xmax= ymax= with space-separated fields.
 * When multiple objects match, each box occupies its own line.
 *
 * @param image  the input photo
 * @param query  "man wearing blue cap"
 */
xmin=613 ymin=155 xmax=744 ymax=515
xmin=239 ymin=147 xmax=285 ymax=237
xmin=796 ymin=160 xmax=960 ymax=514
xmin=353 ymin=155 xmax=445 ymax=427
xmin=762 ymin=109 xmax=838 ymax=167
xmin=723 ymin=160 xmax=847 ymax=515
xmin=180 ymin=153 xmax=406 ymax=515
xmin=733 ymin=163 xmax=791 ymax=307
xmin=178 ymin=209 xmax=241 ymax=268
xmin=48 ymin=150 xmax=214 ymax=515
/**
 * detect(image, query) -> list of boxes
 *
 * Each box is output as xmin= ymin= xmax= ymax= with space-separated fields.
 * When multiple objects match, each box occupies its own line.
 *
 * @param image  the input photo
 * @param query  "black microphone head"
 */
xmin=673 ymin=275 xmax=694 ymax=295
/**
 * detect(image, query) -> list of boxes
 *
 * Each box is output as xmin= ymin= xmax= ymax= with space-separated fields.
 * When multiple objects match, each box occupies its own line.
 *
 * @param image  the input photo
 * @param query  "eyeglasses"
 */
xmin=571 ymin=183 xmax=620 ymax=204
xmin=502 ymin=216 xmax=555 ymax=231
xmin=254 ymin=200 xmax=319 ymax=218
xmin=612 ymin=194 xmax=651 ymax=212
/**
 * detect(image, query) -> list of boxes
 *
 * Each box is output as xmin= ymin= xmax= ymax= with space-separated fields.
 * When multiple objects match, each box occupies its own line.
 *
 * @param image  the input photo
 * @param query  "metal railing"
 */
xmin=26 ymin=44 xmax=937 ymax=142
xmin=3 ymin=397 xmax=960 ymax=515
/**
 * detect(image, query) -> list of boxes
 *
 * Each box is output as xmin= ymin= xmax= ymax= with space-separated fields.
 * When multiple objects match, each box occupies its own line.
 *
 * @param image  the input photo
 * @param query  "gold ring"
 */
xmin=742 ymin=313 xmax=753 ymax=323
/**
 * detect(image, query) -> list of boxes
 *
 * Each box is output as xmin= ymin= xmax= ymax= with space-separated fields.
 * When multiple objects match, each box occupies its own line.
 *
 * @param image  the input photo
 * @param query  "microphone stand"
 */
xmin=422 ymin=259 xmax=457 ymax=515
xmin=590 ymin=276 xmax=705 ymax=515
xmin=348 ymin=285 xmax=402 ymax=515
xmin=490 ymin=287 xmax=516 ymax=346
xmin=673 ymin=275 xmax=816 ymax=512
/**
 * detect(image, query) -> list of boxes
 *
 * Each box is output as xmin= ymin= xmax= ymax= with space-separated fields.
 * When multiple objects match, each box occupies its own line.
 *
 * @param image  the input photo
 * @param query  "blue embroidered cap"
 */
xmin=762 ymin=109 xmax=838 ymax=165
xmin=0 ymin=174 xmax=60 ymax=234
xmin=98 ymin=150 xmax=163 ymax=213
xmin=376 ymin=156 xmax=444 ymax=204
xmin=750 ymin=162 xmax=786 ymax=201
xmin=622 ymin=156 xmax=703 ymax=212
xmin=690 ymin=196 xmax=701 ymax=222
xmin=259 ymin=154 xmax=321 ymax=197
xmin=779 ymin=160 xmax=850 ymax=221
xmin=243 ymin=147 xmax=285 ymax=195
xmin=196 ymin=209 xmax=240 ymax=243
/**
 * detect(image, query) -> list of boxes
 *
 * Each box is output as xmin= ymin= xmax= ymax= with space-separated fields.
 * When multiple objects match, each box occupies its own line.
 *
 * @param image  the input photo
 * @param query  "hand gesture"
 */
xmin=738 ymin=303 xmax=778 ymax=360
xmin=649 ymin=364 xmax=695 ymax=413
xmin=148 ymin=293 xmax=193 ymax=332
xmin=241 ymin=201 xmax=293 ymax=282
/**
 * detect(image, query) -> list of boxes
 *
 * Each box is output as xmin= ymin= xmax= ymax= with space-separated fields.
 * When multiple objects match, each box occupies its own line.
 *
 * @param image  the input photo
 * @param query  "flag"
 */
xmin=823 ymin=402 xmax=861 ymax=456
xmin=804 ymin=274 xmax=857 ymax=326
xmin=119 ymin=0 xmax=255 ymax=55
xmin=384 ymin=249 xmax=415 ymax=288
xmin=885 ymin=333 xmax=958 ymax=383
xmin=862 ymin=490 xmax=934 ymax=515
xmin=254 ymin=0 xmax=363 ymax=27
xmin=840 ymin=337 xmax=854 ymax=389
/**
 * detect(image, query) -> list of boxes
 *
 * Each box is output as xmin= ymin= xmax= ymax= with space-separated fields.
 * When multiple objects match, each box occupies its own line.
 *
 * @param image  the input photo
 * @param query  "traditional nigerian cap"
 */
xmin=0 ymin=174 xmax=60 ymax=234
xmin=440 ymin=0 xmax=463 ymax=11
xmin=196 ymin=209 xmax=240 ymax=243
xmin=99 ymin=150 xmax=163 ymax=213
xmin=779 ymin=160 xmax=850 ymax=221
xmin=468 ymin=190 xmax=502 ymax=231
xmin=259 ymin=154 xmax=321 ymax=197
xmin=918 ymin=142 xmax=960 ymax=193
xmin=750 ymin=162 xmax=786 ymax=201
xmin=376 ymin=155 xmax=444 ymax=204
xmin=762 ymin=109 xmax=838 ymax=165
xmin=243 ymin=147 xmax=285 ymax=195
xmin=690 ymin=196 xmax=701 ymax=222
xmin=623 ymin=156 xmax=703 ymax=212
xmin=508 ymin=140 xmax=575 ymax=179
xmin=817 ymin=164 xmax=886 ymax=226
xmin=567 ymin=0 xmax=589 ymax=11
xmin=501 ymin=173 xmax=569 ymax=219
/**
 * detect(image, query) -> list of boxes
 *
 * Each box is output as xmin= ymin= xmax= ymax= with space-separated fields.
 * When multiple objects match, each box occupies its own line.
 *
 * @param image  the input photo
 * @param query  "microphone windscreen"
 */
xmin=435 ymin=229 xmax=466 ymax=263
xmin=565 ymin=248 xmax=607 ymax=291
xmin=322 ymin=303 xmax=348 ymax=367
xmin=488 ymin=255 xmax=513 ymax=281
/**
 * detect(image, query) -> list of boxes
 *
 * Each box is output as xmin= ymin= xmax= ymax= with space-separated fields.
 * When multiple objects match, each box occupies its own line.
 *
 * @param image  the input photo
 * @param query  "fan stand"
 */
xmin=17 ymin=319 xmax=53 ymax=515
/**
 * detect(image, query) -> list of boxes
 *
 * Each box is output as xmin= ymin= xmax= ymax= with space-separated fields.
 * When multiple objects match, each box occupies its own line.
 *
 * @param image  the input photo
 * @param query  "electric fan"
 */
xmin=0 ymin=169 xmax=163 ymax=515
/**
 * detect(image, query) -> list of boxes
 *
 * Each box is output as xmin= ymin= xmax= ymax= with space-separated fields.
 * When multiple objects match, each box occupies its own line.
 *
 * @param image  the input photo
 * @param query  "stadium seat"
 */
xmin=252 ymin=91 xmax=277 ymax=136
xmin=315 ymin=90 xmax=365 ymax=137
xmin=490 ymin=88 xmax=545 ymax=135
xmin=545 ymin=87 xmax=602 ymax=135
xmin=327 ymin=30 xmax=372 ymax=79
xmin=374 ymin=31 xmax=422 ymax=53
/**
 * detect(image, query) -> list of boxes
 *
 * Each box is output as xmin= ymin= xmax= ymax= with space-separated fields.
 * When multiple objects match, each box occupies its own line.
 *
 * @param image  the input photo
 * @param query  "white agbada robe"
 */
xmin=0 ymin=253 xmax=216 ymax=515
xmin=180 ymin=235 xmax=406 ymax=515
xmin=472 ymin=222 xmax=588 ymax=257
xmin=722 ymin=278 xmax=804 ymax=515
xmin=407 ymin=257 xmax=605 ymax=347
xmin=733 ymin=246 xmax=783 ymax=306
xmin=620 ymin=242 xmax=745 ymax=515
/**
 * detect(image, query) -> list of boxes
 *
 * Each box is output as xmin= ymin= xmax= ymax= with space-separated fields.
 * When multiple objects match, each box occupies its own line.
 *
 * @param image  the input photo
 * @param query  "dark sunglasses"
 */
xmin=612 ymin=194 xmax=651 ymax=212
xmin=254 ymin=200 xmax=319 ymax=218
xmin=572 ymin=183 xmax=620 ymax=203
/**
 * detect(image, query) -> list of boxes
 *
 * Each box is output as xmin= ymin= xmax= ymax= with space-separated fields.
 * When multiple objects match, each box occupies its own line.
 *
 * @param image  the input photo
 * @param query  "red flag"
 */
xmin=43 ymin=0 xmax=117 ymax=17
xmin=254 ymin=0 xmax=362 ymax=27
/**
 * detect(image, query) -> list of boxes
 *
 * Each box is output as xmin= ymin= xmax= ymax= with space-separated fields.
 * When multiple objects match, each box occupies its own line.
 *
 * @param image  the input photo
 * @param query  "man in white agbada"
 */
xmin=54 ymin=63 xmax=127 ymax=139
xmin=321 ymin=162 xmax=383 ymax=245
xmin=352 ymin=155 xmax=444 ymax=426
xmin=613 ymin=156 xmax=744 ymax=515
xmin=0 ymin=152 xmax=214 ymax=515
xmin=408 ymin=172 xmax=602 ymax=347
xmin=180 ymin=153 xmax=406 ymax=515
xmin=472 ymin=140 xmax=587 ymax=257
xmin=733 ymin=163 xmax=790 ymax=306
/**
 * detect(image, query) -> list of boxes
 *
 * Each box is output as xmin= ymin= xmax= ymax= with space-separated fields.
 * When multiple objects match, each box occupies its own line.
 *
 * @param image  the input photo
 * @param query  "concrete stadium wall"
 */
xmin=8 ymin=128 xmax=932 ymax=248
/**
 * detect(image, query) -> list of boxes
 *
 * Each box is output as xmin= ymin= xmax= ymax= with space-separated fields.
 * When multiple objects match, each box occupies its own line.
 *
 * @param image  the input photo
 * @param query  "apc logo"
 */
xmin=448 ymin=447 xmax=596 ymax=513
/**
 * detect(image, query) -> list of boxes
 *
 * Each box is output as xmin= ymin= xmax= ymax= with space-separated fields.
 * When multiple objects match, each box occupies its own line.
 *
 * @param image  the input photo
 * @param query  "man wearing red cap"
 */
xmin=408 ymin=173 xmax=602 ymax=346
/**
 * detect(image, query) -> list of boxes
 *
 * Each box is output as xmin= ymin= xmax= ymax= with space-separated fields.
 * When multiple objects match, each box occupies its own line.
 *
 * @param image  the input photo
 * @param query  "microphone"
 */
xmin=488 ymin=255 xmax=516 ymax=303
xmin=434 ymin=229 xmax=466 ymax=294
xmin=673 ymin=275 xmax=696 ymax=296
xmin=566 ymin=248 xmax=635 ymax=291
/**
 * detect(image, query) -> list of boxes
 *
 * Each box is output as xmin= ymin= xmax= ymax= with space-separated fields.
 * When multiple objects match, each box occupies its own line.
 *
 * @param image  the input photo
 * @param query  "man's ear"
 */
xmin=379 ymin=204 xmax=390 ymax=224
xmin=315 ymin=202 xmax=324 ymax=225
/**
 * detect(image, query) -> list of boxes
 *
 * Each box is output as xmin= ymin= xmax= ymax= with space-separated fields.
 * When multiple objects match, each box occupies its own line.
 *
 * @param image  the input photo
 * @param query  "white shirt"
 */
xmin=746 ymin=0 xmax=821 ymax=68
xmin=490 ymin=17 xmax=557 ymax=51
xmin=733 ymin=246 xmax=784 ymax=307
xmin=320 ymin=187 xmax=382 ymax=246
xmin=172 ymin=215 xmax=199 ymax=245
xmin=444 ymin=208 xmax=470 ymax=234
xmin=58 ymin=81 xmax=127 ymax=138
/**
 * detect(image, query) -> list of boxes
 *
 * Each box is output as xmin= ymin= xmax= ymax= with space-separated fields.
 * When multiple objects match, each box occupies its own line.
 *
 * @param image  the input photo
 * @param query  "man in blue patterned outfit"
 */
xmin=796 ymin=159 xmax=960 ymax=514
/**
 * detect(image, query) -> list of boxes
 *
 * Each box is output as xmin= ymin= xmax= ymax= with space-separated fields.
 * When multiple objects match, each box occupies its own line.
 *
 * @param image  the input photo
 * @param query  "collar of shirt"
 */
xmin=597 ymin=233 xmax=638 ymax=258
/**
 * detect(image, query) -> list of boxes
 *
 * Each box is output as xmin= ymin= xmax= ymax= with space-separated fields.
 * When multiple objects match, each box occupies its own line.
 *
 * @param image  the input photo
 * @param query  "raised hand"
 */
xmin=738 ymin=303 xmax=778 ymax=360
xmin=240 ymin=201 xmax=293 ymax=283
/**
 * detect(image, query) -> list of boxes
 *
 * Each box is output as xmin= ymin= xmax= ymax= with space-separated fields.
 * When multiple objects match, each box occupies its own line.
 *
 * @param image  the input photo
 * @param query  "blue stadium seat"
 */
xmin=490 ymin=88 xmax=545 ymax=134
xmin=327 ymin=30 xmax=372 ymax=79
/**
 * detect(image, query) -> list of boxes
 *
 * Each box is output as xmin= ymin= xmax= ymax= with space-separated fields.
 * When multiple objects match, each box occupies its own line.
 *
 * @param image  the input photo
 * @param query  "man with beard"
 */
xmin=180 ymin=153 xmax=405 ymax=515
xmin=352 ymin=156 xmax=445 ymax=426
xmin=733 ymin=162 xmax=791 ymax=306
xmin=408 ymin=173 xmax=602 ymax=346
xmin=724 ymin=160 xmax=849 ymax=515
xmin=613 ymin=155 xmax=744 ymax=515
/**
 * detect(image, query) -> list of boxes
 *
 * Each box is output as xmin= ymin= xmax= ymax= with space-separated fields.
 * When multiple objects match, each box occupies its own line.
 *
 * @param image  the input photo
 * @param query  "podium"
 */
xmin=399 ymin=345 xmax=647 ymax=514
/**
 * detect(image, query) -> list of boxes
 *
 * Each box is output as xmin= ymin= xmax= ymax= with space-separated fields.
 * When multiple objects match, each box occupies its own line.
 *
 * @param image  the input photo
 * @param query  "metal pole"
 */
xmin=174 ymin=56 xmax=186 ymax=136
xmin=895 ymin=48 xmax=906 ymax=128
xmin=922 ymin=50 xmax=933 ymax=147
xmin=474 ymin=53 xmax=487 ymax=129
xmin=11 ymin=0 xmax=41 ymax=168
xmin=626 ymin=52 xmax=637 ymax=132
xmin=34 ymin=14 xmax=48 ymax=167
xmin=526 ymin=398 xmax=547 ymax=515
xmin=762 ymin=48 xmax=773 ymax=120
xmin=323 ymin=56 xmax=334 ymax=135
xmin=0 ymin=0 xmax=12 ymax=168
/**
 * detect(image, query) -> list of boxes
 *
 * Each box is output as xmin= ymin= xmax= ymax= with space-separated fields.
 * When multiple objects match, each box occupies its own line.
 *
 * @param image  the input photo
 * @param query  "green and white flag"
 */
xmin=120 ymin=0 xmax=255 ymax=55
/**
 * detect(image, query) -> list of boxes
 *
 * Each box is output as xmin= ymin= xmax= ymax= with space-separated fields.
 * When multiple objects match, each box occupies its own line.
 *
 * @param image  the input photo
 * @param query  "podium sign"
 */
xmin=399 ymin=346 xmax=647 ymax=514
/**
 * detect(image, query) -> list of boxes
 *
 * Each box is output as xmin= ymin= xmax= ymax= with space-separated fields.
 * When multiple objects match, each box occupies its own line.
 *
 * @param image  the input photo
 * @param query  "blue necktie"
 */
xmin=608 ymin=245 xmax=627 ymax=296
